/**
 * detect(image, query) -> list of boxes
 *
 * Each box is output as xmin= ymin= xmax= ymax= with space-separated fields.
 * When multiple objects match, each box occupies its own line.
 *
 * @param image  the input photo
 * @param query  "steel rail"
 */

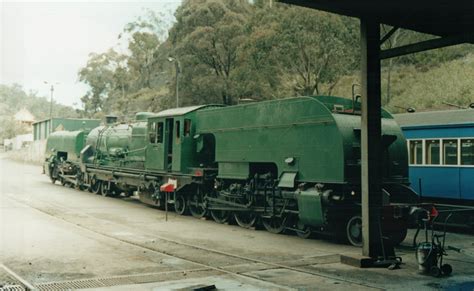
xmin=7 ymin=192 xmax=380 ymax=290
xmin=0 ymin=263 xmax=36 ymax=290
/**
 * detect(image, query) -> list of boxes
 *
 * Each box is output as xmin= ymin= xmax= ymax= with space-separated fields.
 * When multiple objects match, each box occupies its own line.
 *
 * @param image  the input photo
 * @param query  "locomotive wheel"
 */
xmin=211 ymin=210 xmax=230 ymax=224
xmin=262 ymin=216 xmax=287 ymax=234
xmin=50 ymin=165 xmax=58 ymax=184
xmin=346 ymin=215 xmax=363 ymax=247
xmin=188 ymin=194 xmax=206 ymax=219
xmin=295 ymin=221 xmax=312 ymax=239
xmin=174 ymin=195 xmax=187 ymax=215
xmin=234 ymin=212 xmax=258 ymax=229
xmin=90 ymin=180 xmax=101 ymax=194
xmin=76 ymin=184 xmax=86 ymax=191
xmin=75 ymin=178 xmax=86 ymax=191
xmin=100 ymin=182 xmax=111 ymax=197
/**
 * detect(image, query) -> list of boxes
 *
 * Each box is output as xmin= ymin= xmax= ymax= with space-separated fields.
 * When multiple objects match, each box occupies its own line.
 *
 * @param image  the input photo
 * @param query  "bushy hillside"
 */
xmin=77 ymin=1 xmax=473 ymax=117
xmin=331 ymin=53 xmax=474 ymax=113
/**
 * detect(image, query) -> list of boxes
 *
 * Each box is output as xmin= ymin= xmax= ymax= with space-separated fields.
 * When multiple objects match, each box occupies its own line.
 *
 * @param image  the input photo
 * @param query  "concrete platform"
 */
xmin=1 ymin=156 xmax=473 ymax=290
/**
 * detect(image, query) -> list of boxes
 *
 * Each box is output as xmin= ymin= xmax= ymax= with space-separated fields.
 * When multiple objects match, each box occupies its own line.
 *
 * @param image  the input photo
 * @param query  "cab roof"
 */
xmin=153 ymin=105 xmax=223 ymax=118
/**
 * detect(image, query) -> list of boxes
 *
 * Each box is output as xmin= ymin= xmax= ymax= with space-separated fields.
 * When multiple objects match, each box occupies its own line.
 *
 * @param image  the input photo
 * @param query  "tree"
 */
xmin=78 ymin=50 xmax=120 ymax=115
xmin=276 ymin=7 xmax=358 ymax=96
xmin=169 ymin=0 xmax=252 ymax=105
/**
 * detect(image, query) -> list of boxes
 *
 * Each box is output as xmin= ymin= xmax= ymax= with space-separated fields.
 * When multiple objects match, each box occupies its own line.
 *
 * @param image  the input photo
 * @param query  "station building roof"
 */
xmin=394 ymin=109 xmax=474 ymax=128
xmin=279 ymin=1 xmax=474 ymax=37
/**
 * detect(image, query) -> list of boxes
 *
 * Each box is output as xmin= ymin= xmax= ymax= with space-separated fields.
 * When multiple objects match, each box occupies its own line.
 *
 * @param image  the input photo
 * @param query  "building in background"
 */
xmin=14 ymin=108 xmax=36 ymax=129
xmin=33 ymin=118 xmax=101 ymax=140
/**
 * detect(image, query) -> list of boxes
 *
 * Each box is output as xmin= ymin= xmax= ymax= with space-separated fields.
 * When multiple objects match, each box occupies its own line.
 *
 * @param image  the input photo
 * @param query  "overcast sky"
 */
xmin=0 ymin=0 xmax=182 ymax=108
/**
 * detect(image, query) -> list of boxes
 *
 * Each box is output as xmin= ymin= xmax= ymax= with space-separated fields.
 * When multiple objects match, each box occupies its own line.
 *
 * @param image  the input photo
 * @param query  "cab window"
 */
xmin=157 ymin=122 xmax=163 ymax=143
xmin=184 ymin=119 xmax=192 ymax=137
xmin=148 ymin=122 xmax=157 ymax=143
xmin=175 ymin=120 xmax=181 ymax=141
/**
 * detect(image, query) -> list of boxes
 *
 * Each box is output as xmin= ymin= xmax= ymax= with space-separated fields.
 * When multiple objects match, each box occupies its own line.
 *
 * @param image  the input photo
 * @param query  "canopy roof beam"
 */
xmin=380 ymin=26 xmax=399 ymax=45
xmin=381 ymin=33 xmax=474 ymax=59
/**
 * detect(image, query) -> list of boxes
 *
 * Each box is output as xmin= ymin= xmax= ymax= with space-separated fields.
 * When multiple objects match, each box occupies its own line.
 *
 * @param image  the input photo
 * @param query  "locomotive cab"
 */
xmin=145 ymin=105 xmax=220 ymax=174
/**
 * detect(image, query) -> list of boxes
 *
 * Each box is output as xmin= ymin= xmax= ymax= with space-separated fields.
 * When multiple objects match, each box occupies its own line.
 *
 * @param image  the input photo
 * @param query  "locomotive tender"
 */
xmin=45 ymin=96 xmax=417 ymax=246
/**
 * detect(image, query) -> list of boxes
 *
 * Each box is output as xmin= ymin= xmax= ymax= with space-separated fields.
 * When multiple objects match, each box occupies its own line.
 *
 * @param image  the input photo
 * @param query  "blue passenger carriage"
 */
xmin=395 ymin=110 xmax=474 ymax=203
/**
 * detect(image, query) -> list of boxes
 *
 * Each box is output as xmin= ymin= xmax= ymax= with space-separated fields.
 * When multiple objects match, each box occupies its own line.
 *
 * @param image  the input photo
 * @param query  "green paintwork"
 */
xmin=196 ymin=95 xmax=408 ymax=184
xmin=145 ymin=106 xmax=216 ymax=174
xmin=218 ymin=162 xmax=249 ymax=179
xmin=45 ymin=130 xmax=86 ymax=162
xmin=196 ymin=96 xmax=343 ymax=182
xmin=295 ymin=188 xmax=325 ymax=226
xmin=43 ymin=96 xmax=412 ymax=232
xmin=278 ymin=172 xmax=297 ymax=188
xmin=86 ymin=121 xmax=149 ymax=168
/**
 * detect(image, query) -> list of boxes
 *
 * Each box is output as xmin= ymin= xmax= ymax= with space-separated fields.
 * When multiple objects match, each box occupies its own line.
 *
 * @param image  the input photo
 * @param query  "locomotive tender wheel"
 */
xmin=188 ymin=194 xmax=206 ymax=219
xmin=234 ymin=212 xmax=258 ymax=229
xmin=174 ymin=195 xmax=187 ymax=215
xmin=211 ymin=210 xmax=230 ymax=224
xmin=346 ymin=215 xmax=363 ymax=247
xmin=262 ymin=216 xmax=287 ymax=234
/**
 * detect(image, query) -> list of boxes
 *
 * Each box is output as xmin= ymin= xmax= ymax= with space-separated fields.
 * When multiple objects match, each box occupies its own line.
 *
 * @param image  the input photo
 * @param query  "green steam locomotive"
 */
xmin=44 ymin=96 xmax=417 ymax=246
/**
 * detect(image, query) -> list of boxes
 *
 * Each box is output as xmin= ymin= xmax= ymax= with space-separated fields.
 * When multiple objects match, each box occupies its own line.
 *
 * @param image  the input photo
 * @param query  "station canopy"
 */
xmin=280 ymin=1 xmax=474 ymax=37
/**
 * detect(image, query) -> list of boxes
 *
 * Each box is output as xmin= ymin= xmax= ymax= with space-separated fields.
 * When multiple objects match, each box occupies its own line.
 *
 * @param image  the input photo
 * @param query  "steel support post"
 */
xmin=360 ymin=19 xmax=386 ymax=258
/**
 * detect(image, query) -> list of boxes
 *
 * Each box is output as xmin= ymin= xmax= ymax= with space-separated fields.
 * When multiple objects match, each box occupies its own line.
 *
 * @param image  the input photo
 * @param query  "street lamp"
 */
xmin=43 ymin=81 xmax=59 ymax=119
xmin=44 ymin=81 xmax=59 ymax=133
xmin=168 ymin=57 xmax=181 ymax=108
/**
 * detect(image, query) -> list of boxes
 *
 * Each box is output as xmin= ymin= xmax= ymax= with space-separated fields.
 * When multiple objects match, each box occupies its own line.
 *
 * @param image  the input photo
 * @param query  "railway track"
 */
xmin=4 ymin=190 xmax=379 ymax=290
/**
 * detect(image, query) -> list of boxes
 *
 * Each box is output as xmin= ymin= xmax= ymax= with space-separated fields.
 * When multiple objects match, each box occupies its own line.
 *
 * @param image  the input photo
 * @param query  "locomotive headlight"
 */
xmin=351 ymin=191 xmax=355 ymax=196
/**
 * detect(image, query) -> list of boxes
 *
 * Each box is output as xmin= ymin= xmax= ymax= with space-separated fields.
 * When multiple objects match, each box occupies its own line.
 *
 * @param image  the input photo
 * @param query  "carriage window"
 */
xmin=461 ymin=139 xmax=474 ymax=165
xmin=409 ymin=140 xmax=423 ymax=165
xmin=443 ymin=139 xmax=458 ymax=165
xmin=184 ymin=119 xmax=192 ymax=137
xmin=176 ymin=121 xmax=180 ymax=140
xmin=157 ymin=122 xmax=163 ymax=143
xmin=148 ymin=122 xmax=157 ymax=143
xmin=425 ymin=140 xmax=440 ymax=165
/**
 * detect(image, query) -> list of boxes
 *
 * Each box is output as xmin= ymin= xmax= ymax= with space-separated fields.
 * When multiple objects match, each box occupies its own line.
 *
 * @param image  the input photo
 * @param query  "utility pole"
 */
xmin=44 ymin=81 xmax=59 ymax=134
xmin=168 ymin=57 xmax=181 ymax=108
